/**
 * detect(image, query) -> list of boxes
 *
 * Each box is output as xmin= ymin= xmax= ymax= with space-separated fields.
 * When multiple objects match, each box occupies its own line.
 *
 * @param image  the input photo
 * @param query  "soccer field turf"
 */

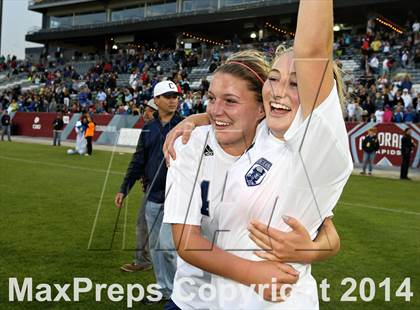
xmin=0 ymin=142 xmax=419 ymax=309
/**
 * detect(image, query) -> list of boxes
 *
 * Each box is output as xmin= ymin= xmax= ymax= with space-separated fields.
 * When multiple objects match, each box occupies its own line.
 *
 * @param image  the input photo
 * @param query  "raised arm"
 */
xmin=294 ymin=0 xmax=335 ymax=119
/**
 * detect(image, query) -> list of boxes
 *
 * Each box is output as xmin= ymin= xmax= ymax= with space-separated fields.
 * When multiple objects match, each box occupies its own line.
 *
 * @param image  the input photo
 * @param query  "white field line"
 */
xmin=0 ymin=155 xmax=124 ymax=176
xmin=339 ymin=201 xmax=420 ymax=216
xmin=88 ymin=133 xmax=120 ymax=249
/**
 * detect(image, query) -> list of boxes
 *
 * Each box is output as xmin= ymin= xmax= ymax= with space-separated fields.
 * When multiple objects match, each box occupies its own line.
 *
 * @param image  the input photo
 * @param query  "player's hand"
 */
xmin=163 ymin=120 xmax=195 ymax=166
xmin=248 ymin=260 xmax=298 ymax=302
xmin=114 ymin=192 xmax=125 ymax=208
xmin=248 ymin=216 xmax=316 ymax=264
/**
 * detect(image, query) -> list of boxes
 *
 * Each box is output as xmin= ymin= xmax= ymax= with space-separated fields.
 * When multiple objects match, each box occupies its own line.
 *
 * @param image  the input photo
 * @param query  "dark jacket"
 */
xmin=362 ymin=134 xmax=380 ymax=153
xmin=1 ymin=114 xmax=11 ymax=126
xmin=52 ymin=118 xmax=64 ymax=130
xmin=119 ymin=112 xmax=183 ymax=203
xmin=401 ymin=135 xmax=414 ymax=157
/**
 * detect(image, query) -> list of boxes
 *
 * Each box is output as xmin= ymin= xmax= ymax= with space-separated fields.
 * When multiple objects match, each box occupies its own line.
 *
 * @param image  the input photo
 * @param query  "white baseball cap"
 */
xmin=153 ymin=80 xmax=180 ymax=97
xmin=146 ymin=99 xmax=158 ymax=111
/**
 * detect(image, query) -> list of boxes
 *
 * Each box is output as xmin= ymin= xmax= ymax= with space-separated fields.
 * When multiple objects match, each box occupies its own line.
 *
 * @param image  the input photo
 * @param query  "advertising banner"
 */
xmin=12 ymin=112 xmax=70 ymax=138
xmin=11 ymin=113 xmax=419 ymax=168
xmin=347 ymin=122 xmax=419 ymax=168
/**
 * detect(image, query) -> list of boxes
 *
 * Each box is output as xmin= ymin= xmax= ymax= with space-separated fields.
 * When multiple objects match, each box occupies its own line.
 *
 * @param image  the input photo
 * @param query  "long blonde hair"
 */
xmin=273 ymin=45 xmax=345 ymax=107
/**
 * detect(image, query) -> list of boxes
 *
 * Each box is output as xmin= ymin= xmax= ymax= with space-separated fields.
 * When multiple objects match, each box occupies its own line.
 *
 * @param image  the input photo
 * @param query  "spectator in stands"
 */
xmin=401 ymin=88 xmax=413 ymax=109
xmin=412 ymin=19 xmax=420 ymax=46
xmin=383 ymin=105 xmax=393 ymax=123
xmin=370 ymin=36 xmax=382 ymax=53
xmin=401 ymin=49 xmax=409 ymax=68
xmin=84 ymin=115 xmax=95 ymax=156
xmin=403 ymin=106 xmax=417 ymax=123
xmin=400 ymin=128 xmax=415 ymax=180
xmin=394 ymin=105 xmax=404 ymax=123
xmin=413 ymin=19 xmax=420 ymax=33
xmin=362 ymin=94 xmax=374 ymax=117
xmin=115 ymin=80 xmax=182 ymax=301
xmin=393 ymin=90 xmax=404 ymax=107
xmin=375 ymin=107 xmax=384 ymax=123
xmin=347 ymin=97 xmax=357 ymax=121
xmin=78 ymin=86 xmax=90 ymax=111
xmin=96 ymin=89 xmax=107 ymax=110
xmin=7 ymin=99 xmax=17 ymax=114
xmin=52 ymin=112 xmax=64 ymax=146
xmin=413 ymin=92 xmax=419 ymax=111
xmin=130 ymin=69 xmax=139 ymax=90
xmin=374 ymin=91 xmax=384 ymax=111
xmin=124 ymin=88 xmax=133 ymax=104
xmin=401 ymin=75 xmax=413 ymax=92
xmin=1 ymin=110 xmax=12 ymax=142
xmin=368 ymin=54 xmax=379 ymax=75
xmin=382 ymin=58 xmax=390 ymax=75
xmin=361 ymin=127 xmax=380 ymax=175
xmin=181 ymin=99 xmax=190 ymax=117
xmin=382 ymin=41 xmax=391 ymax=55
xmin=354 ymin=100 xmax=363 ymax=122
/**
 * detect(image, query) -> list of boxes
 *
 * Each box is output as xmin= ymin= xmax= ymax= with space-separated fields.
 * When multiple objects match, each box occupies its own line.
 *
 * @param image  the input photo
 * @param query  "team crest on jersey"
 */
xmin=245 ymin=158 xmax=272 ymax=187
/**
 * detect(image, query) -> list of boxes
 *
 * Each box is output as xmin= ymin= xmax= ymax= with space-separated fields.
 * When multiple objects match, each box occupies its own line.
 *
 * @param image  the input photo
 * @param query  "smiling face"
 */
xmin=262 ymin=51 xmax=300 ymax=139
xmin=206 ymin=72 xmax=265 ymax=156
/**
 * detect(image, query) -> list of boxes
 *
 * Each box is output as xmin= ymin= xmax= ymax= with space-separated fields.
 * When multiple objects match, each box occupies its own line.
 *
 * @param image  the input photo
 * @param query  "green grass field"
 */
xmin=0 ymin=142 xmax=419 ymax=309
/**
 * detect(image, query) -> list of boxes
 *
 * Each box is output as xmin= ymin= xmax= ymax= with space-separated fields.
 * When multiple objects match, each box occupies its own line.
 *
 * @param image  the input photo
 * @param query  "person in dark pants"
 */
xmin=117 ymin=100 xmax=158 ymax=273
xmin=361 ymin=127 xmax=380 ymax=175
xmin=114 ymin=80 xmax=183 ymax=300
xmin=52 ymin=112 xmax=64 ymax=146
xmin=1 ymin=110 xmax=12 ymax=142
xmin=400 ymin=128 xmax=415 ymax=180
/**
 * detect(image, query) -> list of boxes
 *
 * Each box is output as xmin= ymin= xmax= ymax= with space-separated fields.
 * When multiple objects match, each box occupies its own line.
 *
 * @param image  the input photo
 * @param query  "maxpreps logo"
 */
xmin=245 ymin=158 xmax=272 ymax=186
xmin=32 ymin=117 xmax=41 ymax=130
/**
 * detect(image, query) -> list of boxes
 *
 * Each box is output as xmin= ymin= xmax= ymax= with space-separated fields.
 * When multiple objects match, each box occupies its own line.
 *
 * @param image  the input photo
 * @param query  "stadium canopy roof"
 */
xmin=26 ymin=0 xmax=418 ymax=47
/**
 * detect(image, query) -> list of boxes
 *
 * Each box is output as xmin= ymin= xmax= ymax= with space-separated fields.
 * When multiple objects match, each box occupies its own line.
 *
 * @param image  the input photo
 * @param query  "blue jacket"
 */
xmin=119 ymin=112 xmax=183 ymax=203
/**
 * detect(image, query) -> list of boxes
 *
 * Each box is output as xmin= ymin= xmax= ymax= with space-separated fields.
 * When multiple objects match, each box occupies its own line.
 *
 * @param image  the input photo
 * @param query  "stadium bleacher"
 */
xmin=0 ymin=13 xmax=419 ymax=124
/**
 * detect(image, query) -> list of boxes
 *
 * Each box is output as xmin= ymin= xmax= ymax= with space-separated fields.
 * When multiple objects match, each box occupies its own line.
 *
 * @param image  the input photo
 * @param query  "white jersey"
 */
xmin=163 ymin=125 xmax=238 ymax=310
xmin=212 ymin=84 xmax=353 ymax=309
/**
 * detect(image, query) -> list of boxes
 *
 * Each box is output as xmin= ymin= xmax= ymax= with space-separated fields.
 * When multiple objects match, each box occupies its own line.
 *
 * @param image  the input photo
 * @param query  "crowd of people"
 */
xmin=0 ymin=16 xmax=419 ymax=126
xmin=0 ymin=46 xmax=211 ymax=119
xmin=340 ymin=16 xmax=420 ymax=123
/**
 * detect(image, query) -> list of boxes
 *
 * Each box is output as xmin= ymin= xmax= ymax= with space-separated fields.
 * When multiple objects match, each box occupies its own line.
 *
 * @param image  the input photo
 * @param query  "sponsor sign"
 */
xmin=348 ymin=123 xmax=419 ymax=168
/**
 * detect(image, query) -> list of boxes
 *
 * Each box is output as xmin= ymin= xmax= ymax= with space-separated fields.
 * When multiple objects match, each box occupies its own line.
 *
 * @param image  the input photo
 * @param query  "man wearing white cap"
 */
xmin=115 ymin=80 xmax=182 ymax=301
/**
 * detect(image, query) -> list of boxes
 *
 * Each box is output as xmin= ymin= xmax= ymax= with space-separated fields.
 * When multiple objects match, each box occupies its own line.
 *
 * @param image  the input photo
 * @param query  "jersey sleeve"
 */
xmin=276 ymin=83 xmax=353 ymax=238
xmin=163 ymin=128 xmax=209 ymax=226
